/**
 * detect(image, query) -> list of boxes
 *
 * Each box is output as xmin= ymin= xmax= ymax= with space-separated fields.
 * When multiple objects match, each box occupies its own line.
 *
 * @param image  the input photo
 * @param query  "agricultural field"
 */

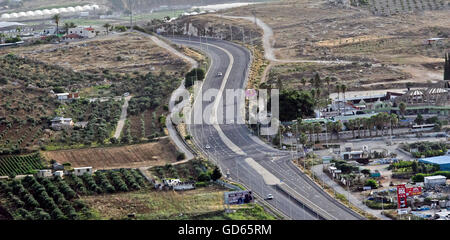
xmin=42 ymin=137 xmax=180 ymax=170
xmin=0 ymin=168 xmax=149 ymax=220
xmin=364 ymin=0 xmax=448 ymax=16
xmin=81 ymin=185 xmax=276 ymax=220
xmin=1 ymin=33 xmax=189 ymax=79
xmin=224 ymin=0 xmax=449 ymax=91
xmin=0 ymin=153 xmax=45 ymax=177
xmin=46 ymin=98 xmax=123 ymax=149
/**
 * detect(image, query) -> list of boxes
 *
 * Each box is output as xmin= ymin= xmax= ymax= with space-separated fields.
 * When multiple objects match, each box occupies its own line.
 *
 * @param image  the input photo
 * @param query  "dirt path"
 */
xmin=113 ymin=95 xmax=132 ymax=139
xmin=220 ymin=15 xmax=352 ymax=65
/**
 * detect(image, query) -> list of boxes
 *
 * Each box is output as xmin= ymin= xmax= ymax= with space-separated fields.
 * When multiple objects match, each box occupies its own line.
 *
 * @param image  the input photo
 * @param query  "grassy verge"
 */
xmin=81 ymin=185 xmax=276 ymax=220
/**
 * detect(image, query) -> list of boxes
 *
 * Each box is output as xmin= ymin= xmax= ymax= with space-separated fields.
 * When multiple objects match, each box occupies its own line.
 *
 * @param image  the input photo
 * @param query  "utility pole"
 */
xmin=242 ymin=27 xmax=245 ymax=44
xmin=229 ymin=24 xmax=232 ymax=41
xmin=128 ymin=0 xmax=133 ymax=28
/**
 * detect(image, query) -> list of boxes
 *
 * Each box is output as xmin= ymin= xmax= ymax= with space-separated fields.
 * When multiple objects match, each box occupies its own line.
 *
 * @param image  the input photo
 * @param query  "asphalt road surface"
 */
xmin=169 ymin=36 xmax=364 ymax=220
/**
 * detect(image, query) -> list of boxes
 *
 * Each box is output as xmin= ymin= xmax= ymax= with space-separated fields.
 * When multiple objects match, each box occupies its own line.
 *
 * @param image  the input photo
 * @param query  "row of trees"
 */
xmin=289 ymin=112 xmax=400 ymax=146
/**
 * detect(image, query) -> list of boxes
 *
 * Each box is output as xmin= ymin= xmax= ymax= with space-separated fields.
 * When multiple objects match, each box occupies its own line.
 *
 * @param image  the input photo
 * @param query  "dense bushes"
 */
xmin=404 ymin=142 xmax=448 ymax=158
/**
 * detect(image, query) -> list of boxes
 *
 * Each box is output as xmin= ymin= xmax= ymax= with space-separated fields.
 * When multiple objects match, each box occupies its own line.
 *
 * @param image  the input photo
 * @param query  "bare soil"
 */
xmin=42 ymin=137 xmax=179 ymax=169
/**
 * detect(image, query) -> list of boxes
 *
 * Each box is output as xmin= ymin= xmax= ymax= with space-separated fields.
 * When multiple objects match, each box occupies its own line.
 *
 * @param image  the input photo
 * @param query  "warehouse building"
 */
xmin=419 ymin=155 xmax=450 ymax=171
xmin=424 ymin=175 xmax=447 ymax=188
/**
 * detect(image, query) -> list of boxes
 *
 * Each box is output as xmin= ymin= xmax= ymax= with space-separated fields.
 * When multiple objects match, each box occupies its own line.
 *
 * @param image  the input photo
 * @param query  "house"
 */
xmin=53 ymin=170 xmax=64 ymax=178
xmin=63 ymin=33 xmax=83 ymax=41
xmin=67 ymin=26 xmax=96 ymax=38
xmin=51 ymin=117 xmax=74 ymax=130
xmin=36 ymin=169 xmax=52 ymax=178
xmin=74 ymin=121 xmax=88 ymax=129
xmin=73 ymin=167 xmax=93 ymax=176
xmin=55 ymin=93 xmax=69 ymax=100
xmin=52 ymin=162 xmax=64 ymax=171
xmin=162 ymin=178 xmax=181 ymax=186
xmin=55 ymin=92 xmax=79 ymax=101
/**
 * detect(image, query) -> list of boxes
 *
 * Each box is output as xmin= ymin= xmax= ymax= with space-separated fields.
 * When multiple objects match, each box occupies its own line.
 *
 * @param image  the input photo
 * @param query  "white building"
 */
xmin=73 ymin=167 xmax=93 ymax=176
xmin=67 ymin=26 xmax=96 ymax=38
xmin=163 ymin=178 xmax=181 ymax=186
xmin=424 ymin=175 xmax=446 ymax=188
xmin=51 ymin=117 xmax=74 ymax=130
xmin=36 ymin=169 xmax=52 ymax=178
xmin=53 ymin=170 xmax=64 ymax=178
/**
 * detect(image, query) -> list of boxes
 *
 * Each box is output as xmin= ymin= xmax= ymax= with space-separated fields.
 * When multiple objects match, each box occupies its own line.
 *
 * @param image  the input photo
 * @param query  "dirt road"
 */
xmin=113 ymin=95 xmax=132 ymax=139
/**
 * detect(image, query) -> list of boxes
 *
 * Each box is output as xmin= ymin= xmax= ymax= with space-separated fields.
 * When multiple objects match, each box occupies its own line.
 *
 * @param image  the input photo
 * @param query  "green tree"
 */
xmin=399 ymin=102 xmax=407 ymax=117
xmin=185 ymin=68 xmax=205 ymax=88
xmin=103 ymin=23 xmax=112 ymax=35
xmin=365 ymin=179 xmax=377 ymax=189
xmin=211 ymin=166 xmax=222 ymax=181
xmin=278 ymin=89 xmax=315 ymax=121
xmin=415 ymin=114 xmax=424 ymax=125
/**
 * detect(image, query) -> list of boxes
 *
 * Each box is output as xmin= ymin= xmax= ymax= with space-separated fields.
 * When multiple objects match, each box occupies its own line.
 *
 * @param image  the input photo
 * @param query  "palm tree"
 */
xmin=341 ymin=84 xmax=347 ymax=115
xmin=301 ymin=78 xmax=306 ymax=88
xmin=325 ymin=76 xmax=331 ymax=97
xmin=313 ymin=122 xmax=321 ymax=143
xmin=347 ymin=119 xmax=356 ymax=139
xmin=52 ymin=14 xmax=61 ymax=36
xmin=390 ymin=113 xmax=398 ymax=136
xmin=308 ymin=77 xmax=314 ymax=88
xmin=313 ymin=72 xmax=321 ymax=88
xmin=399 ymin=102 xmax=407 ymax=117
xmin=326 ymin=121 xmax=334 ymax=140
xmin=0 ymin=33 xmax=5 ymax=43
xmin=335 ymin=84 xmax=341 ymax=114
xmin=63 ymin=22 xmax=76 ymax=34
xmin=307 ymin=123 xmax=314 ymax=143
xmin=355 ymin=118 xmax=362 ymax=138
xmin=103 ymin=23 xmax=112 ymax=35
xmin=333 ymin=121 xmax=343 ymax=140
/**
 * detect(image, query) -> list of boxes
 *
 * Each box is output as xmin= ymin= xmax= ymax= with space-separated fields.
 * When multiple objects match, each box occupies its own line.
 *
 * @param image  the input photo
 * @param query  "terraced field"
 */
xmin=368 ymin=0 xmax=448 ymax=16
xmin=0 ymin=153 xmax=45 ymax=176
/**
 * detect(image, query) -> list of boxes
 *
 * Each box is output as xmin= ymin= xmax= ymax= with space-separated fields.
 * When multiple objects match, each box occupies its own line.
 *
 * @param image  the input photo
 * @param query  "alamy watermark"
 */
xmin=169 ymin=81 xmax=280 ymax=135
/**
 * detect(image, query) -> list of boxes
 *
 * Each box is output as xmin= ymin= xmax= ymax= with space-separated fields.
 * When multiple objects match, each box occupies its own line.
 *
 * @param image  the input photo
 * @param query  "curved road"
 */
xmin=169 ymin=36 xmax=364 ymax=220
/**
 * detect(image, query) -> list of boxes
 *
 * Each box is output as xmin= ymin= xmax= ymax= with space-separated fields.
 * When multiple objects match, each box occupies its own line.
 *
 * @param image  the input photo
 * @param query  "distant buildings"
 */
xmin=55 ymin=92 xmax=80 ymax=102
xmin=66 ymin=26 xmax=96 ymax=39
xmin=50 ymin=117 xmax=74 ymax=130
xmin=73 ymin=167 xmax=93 ymax=176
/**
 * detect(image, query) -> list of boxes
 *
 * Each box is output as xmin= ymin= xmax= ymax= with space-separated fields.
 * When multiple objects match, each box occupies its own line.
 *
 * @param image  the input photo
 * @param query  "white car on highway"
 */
xmin=205 ymin=144 xmax=211 ymax=149
xmin=266 ymin=194 xmax=273 ymax=200
xmin=217 ymin=72 xmax=223 ymax=77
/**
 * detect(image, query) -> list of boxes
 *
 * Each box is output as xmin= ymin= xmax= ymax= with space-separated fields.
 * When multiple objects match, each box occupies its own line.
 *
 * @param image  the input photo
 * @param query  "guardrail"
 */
xmin=277 ymin=182 xmax=338 ymax=220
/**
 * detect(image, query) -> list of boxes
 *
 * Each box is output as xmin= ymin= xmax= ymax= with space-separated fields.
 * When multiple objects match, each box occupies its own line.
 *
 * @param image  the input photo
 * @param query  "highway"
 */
xmin=169 ymin=36 xmax=364 ymax=220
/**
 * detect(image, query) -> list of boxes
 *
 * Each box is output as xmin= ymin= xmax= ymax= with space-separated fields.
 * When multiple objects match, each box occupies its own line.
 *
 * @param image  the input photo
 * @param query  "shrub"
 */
xmin=197 ymin=172 xmax=211 ymax=182
xmin=364 ymin=179 xmax=378 ymax=189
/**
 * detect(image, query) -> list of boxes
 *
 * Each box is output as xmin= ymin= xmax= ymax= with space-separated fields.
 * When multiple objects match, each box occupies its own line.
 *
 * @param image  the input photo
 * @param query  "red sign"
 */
xmin=397 ymin=185 xmax=407 ymax=209
xmin=406 ymin=186 xmax=422 ymax=196
xmin=396 ymin=185 xmax=422 ymax=209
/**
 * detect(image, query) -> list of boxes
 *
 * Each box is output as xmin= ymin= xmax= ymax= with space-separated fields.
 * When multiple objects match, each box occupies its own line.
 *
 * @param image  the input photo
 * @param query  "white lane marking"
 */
xmin=244 ymin=157 xmax=280 ymax=185
xmin=174 ymin=39 xmax=246 ymax=156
